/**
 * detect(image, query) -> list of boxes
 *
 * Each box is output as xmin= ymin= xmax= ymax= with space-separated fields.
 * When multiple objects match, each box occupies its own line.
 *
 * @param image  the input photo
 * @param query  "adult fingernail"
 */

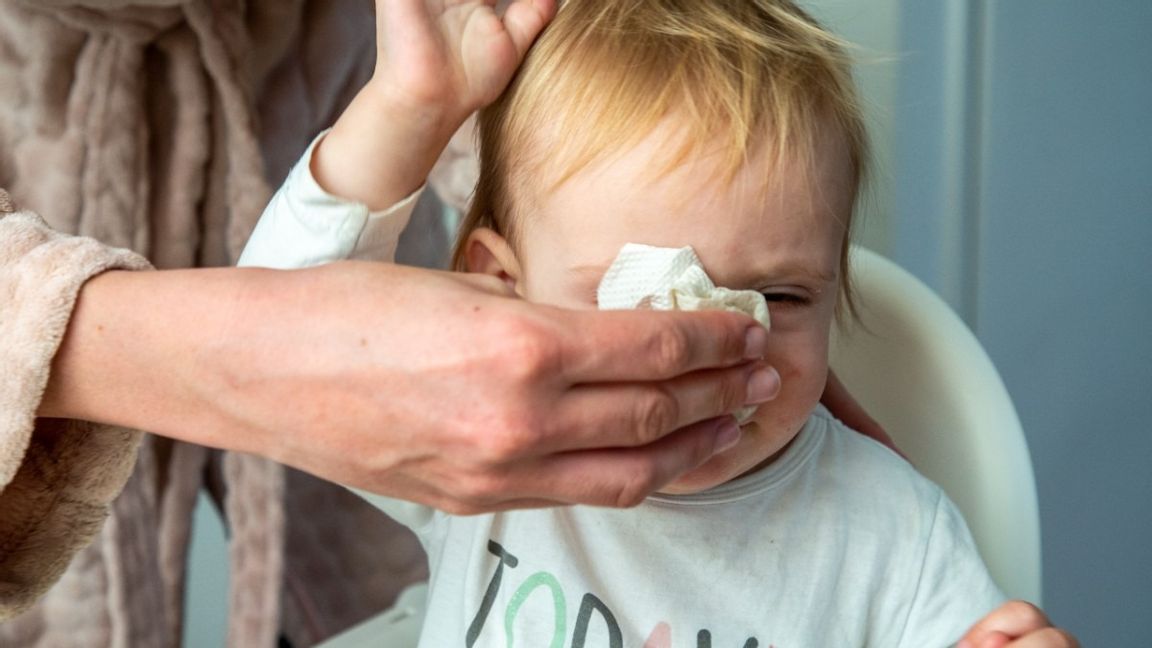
xmin=746 ymin=366 xmax=781 ymax=404
xmin=744 ymin=325 xmax=768 ymax=360
xmin=715 ymin=418 xmax=742 ymax=453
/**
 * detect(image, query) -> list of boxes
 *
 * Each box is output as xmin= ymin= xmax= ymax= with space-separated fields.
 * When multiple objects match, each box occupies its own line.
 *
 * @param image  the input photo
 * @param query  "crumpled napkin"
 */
xmin=597 ymin=243 xmax=770 ymax=423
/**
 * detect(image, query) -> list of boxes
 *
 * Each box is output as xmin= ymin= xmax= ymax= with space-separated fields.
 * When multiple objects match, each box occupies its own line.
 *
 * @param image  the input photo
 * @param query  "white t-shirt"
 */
xmin=244 ymin=138 xmax=1006 ymax=647
xmin=355 ymin=407 xmax=1003 ymax=648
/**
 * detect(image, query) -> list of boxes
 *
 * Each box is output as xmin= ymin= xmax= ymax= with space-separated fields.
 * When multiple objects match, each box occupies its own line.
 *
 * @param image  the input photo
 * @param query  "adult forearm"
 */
xmin=39 ymin=260 xmax=771 ymax=510
xmin=38 ymin=268 xmax=260 ymax=452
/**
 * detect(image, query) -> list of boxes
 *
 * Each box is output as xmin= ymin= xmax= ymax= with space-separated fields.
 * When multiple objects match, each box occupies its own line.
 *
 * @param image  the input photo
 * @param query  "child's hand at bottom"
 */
xmin=958 ymin=601 xmax=1078 ymax=648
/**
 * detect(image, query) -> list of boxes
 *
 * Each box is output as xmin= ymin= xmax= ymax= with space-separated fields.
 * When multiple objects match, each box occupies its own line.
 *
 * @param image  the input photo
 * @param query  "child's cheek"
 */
xmin=761 ymin=327 xmax=829 ymax=420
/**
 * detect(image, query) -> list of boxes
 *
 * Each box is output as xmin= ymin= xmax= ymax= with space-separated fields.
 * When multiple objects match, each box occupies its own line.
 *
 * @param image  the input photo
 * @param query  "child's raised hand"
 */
xmin=373 ymin=0 xmax=557 ymax=121
xmin=313 ymin=0 xmax=556 ymax=212
xmin=957 ymin=601 xmax=1078 ymax=648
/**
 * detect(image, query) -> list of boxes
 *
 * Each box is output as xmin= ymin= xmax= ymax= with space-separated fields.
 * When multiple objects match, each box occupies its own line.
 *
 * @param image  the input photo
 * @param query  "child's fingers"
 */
xmin=1001 ymin=628 xmax=1080 ymax=648
xmin=964 ymin=631 xmax=1012 ymax=648
xmin=959 ymin=601 xmax=1053 ymax=648
xmin=822 ymin=371 xmax=905 ymax=458
xmin=501 ymin=0 xmax=557 ymax=58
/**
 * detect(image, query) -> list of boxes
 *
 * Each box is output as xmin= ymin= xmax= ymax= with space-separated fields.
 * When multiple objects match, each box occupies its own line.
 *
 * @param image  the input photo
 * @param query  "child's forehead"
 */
xmin=528 ymin=125 xmax=739 ymax=213
xmin=525 ymin=114 xmax=854 ymax=226
xmin=520 ymin=126 xmax=850 ymax=287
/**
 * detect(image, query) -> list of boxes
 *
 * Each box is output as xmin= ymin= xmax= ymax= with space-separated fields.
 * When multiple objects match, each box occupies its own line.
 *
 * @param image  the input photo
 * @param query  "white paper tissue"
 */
xmin=597 ymin=243 xmax=770 ymax=423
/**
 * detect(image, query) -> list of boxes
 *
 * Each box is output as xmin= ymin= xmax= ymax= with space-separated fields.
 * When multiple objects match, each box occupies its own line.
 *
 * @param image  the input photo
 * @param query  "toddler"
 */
xmin=241 ymin=0 xmax=1074 ymax=646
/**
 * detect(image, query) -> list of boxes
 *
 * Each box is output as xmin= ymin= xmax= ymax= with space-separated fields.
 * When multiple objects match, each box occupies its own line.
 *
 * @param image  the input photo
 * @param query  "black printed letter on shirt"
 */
xmin=465 ymin=540 xmax=520 ymax=647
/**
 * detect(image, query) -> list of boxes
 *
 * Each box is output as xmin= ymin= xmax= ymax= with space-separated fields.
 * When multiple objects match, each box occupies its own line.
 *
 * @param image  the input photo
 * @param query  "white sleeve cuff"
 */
xmin=238 ymin=130 xmax=425 ymax=269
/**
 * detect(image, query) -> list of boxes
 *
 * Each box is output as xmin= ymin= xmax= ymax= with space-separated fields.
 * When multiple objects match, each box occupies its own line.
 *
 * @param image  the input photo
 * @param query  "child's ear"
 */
xmin=463 ymin=227 xmax=524 ymax=293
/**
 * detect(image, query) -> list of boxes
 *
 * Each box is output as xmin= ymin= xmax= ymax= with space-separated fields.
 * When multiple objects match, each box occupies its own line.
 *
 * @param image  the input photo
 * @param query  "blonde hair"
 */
xmin=452 ymin=0 xmax=868 ymax=311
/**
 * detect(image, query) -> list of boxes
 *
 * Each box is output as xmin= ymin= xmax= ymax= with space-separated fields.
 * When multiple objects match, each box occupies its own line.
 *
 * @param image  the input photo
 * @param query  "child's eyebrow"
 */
xmin=744 ymin=264 xmax=839 ymax=289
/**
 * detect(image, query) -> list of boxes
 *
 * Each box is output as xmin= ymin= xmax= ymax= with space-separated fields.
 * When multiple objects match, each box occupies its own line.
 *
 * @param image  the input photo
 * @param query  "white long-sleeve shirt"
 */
xmin=238 ymin=133 xmax=424 ymax=269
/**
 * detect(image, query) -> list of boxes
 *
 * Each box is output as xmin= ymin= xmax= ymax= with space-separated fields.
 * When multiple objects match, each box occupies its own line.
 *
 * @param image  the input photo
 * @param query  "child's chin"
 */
xmin=656 ymin=478 xmax=722 ymax=496
xmin=656 ymin=460 xmax=741 ymax=495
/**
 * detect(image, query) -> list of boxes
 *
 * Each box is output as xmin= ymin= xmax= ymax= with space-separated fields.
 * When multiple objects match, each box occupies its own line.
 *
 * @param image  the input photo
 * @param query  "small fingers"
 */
xmin=821 ymin=371 xmax=904 ymax=458
xmin=966 ymin=632 xmax=1012 ymax=648
xmin=1002 ymin=628 xmax=1079 ymax=648
xmin=959 ymin=601 xmax=1055 ymax=648
xmin=961 ymin=628 xmax=1079 ymax=648
xmin=501 ymin=0 xmax=557 ymax=58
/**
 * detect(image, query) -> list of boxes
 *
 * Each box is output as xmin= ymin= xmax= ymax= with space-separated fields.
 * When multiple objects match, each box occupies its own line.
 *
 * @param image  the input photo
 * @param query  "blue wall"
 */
xmin=895 ymin=2 xmax=1152 ymax=644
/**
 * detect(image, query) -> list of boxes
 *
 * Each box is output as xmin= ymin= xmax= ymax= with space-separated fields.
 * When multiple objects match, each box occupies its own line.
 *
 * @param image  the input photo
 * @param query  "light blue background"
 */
xmin=890 ymin=2 xmax=1152 ymax=645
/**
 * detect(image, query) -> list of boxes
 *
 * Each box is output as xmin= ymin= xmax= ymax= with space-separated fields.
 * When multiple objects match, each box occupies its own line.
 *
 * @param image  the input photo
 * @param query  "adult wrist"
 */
xmin=42 ymin=270 xmax=176 ymax=426
xmin=40 ymin=268 xmax=253 ymax=450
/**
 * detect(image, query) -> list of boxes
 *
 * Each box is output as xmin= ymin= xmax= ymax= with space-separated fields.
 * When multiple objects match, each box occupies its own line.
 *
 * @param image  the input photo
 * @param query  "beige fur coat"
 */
xmin=0 ymin=1 xmax=477 ymax=645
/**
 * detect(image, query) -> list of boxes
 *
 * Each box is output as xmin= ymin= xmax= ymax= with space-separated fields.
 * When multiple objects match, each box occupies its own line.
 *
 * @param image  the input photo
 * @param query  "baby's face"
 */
xmin=483 ymin=121 xmax=853 ymax=494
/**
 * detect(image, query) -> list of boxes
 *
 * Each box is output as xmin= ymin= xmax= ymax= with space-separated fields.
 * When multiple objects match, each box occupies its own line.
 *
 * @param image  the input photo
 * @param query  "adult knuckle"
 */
xmin=481 ymin=410 xmax=543 ymax=462
xmin=647 ymin=326 xmax=692 ymax=373
xmin=496 ymin=318 xmax=562 ymax=381
xmin=717 ymin=370 xmax=747 ymax=412
xmin=476 ymin=424 xmax=523 ymax=463
xmin=612 ymin=466 xmax=658 ymax=508
xmin=721 ymin=319 xmax=747 ymax=359
xmin=634 ymin=388 xmax=678 ymax=441
xmin=455 ymin=470 xmax=507 ymax=511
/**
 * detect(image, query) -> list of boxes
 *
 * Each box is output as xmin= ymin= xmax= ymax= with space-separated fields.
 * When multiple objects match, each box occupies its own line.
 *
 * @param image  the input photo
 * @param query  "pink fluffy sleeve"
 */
xmin=0 ymin=189 xmax=152 ymax=618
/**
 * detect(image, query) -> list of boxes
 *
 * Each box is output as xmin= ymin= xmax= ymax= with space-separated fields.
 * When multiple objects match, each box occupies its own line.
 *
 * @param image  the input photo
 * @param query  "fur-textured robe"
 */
xmin=0 ymin=1 xmax=476 ymax=644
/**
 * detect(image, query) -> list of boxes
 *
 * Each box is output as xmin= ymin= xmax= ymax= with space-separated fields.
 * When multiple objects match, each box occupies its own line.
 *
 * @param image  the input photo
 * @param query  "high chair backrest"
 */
xmin=829 ymin=246 xmax=1042 ymax=604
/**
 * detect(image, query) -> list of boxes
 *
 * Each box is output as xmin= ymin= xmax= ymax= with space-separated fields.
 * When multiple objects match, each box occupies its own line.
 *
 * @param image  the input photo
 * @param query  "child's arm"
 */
xmin=957 ymin=601 xmax=1079 ymax=648
xmin=313 ymin=0 xmax=556 ymax=211
xmin=240 ymin=0 xmax=555 ymax=269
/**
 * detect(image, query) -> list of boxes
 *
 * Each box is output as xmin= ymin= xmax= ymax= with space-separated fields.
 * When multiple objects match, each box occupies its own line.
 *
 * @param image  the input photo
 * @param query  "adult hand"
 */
xmin=958 ymin=601 xmax=1079 ymax=648
xmin=41 ymin=261 xmax=776 ymax=513
xmin=821 ymin=371 xmax=904 ymax=458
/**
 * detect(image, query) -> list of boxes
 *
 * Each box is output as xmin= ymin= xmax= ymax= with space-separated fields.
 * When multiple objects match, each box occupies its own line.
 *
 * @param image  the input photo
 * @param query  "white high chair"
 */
xmin=319 ymin=246 xmax=1042 ymax=647
xmin=828 ymin=246 xmax=1042 ymax=604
